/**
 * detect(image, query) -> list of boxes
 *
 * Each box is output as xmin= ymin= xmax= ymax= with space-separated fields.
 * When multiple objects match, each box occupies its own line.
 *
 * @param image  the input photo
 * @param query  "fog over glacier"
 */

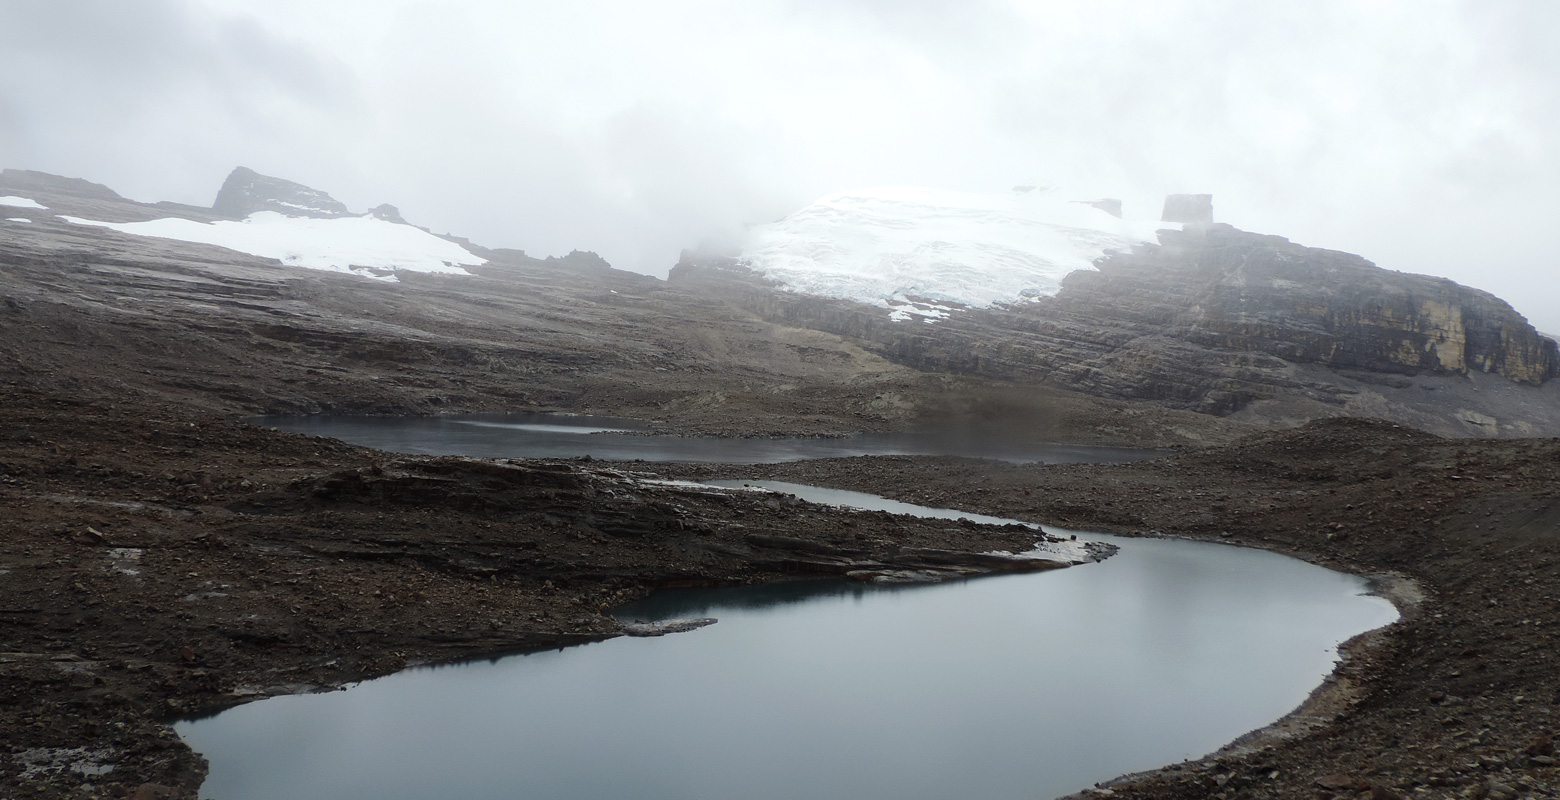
xmin=3 ymin=0 xmax=1558 ymax=331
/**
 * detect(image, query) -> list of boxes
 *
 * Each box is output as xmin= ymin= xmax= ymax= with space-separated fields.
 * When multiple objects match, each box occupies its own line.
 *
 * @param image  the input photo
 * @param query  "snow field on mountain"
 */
xmin=62 ymin=211 xmax=485 ymax=280
xmin=740 ymin=187 xmax=1165 ymax=321
xmin=0 ymin=196 xmax=48 ymax=210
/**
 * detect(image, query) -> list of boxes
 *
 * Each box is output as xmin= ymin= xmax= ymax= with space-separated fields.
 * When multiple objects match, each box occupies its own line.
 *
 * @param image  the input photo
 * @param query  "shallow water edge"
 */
xmin=177 ymin=480 xmax=1397 ymax=798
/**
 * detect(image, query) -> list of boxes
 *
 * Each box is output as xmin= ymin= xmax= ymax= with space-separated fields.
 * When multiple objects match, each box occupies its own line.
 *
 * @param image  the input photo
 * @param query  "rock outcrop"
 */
xmin=671 ymin=223 xmax=1558 ymax=425
xmin=1161 ymin=193 xmax=1213 ymax=223
xmin=1057 ymin=225 xmax=1556 ymax=386
xmin=369 ymin=203 xmax=407 ymax=224
xmin=212 ymin=166 xmax=353 ymax=219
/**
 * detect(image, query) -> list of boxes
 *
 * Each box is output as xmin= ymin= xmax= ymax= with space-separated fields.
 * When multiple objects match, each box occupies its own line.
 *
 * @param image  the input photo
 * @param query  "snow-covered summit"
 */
xmin=739 ymin=186 xmax=1166 ymax=321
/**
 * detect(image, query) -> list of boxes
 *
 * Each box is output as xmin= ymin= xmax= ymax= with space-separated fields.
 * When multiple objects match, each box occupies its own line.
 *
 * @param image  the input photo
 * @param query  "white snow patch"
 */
xmin=60 ymin=211 xmax=484 ymax=280
xmin=5 ymin=217 xmax=32 ymax=223
xmin=740 ymin=186 xmax=1167 ymax=321
xmin=0 ymin=195 xmax=47 ymax=210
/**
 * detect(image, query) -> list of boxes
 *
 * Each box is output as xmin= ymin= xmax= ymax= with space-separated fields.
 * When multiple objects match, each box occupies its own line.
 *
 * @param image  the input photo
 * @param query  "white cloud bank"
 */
xmin=4 ymin=1 xmax=1560 ymax=329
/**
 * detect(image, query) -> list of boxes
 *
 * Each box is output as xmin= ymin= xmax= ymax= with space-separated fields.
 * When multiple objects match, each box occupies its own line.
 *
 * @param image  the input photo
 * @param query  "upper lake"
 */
xmin=252 ymin=413 xmax=1171 ymax=464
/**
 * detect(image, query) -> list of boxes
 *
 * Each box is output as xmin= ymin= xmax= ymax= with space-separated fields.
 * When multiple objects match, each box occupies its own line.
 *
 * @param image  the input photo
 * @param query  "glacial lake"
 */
xmin=252 ymin=413 xmax=1171 ymax=464
xmin=177 ymin=482 xmax=1397 ymax=800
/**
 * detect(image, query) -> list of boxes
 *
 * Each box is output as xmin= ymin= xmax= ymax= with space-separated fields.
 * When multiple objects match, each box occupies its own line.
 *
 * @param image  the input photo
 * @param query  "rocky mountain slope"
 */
xmin=673 ymin=213 xmax=1560 ymax=437
xmin=0 ymin=168 xmax=1233 ymax=447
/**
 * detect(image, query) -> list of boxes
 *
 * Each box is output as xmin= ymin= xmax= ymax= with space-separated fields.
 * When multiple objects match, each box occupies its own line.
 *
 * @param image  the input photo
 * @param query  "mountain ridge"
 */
xmin=6 ymin=165 xmax=1557 ymax=437
xmin=673 ymin=220 xmax=1560 ymax=436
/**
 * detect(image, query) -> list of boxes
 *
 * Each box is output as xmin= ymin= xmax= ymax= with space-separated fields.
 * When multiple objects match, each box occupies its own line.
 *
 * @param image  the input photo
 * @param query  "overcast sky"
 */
xmin=3 ymin=1 xmax=1558 ymax=331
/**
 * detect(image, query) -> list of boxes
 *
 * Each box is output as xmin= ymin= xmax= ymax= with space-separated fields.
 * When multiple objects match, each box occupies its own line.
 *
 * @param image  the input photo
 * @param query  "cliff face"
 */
xmin=670 ymin=224 xmax=1557 ymax=423
xmin=1057 ymin=225 xmax=1557 ymax=385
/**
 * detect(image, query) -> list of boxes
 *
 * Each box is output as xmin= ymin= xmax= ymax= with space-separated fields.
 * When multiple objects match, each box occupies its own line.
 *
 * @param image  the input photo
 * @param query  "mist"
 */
xmin=4 ymin=0 xmax=1558 ymax=331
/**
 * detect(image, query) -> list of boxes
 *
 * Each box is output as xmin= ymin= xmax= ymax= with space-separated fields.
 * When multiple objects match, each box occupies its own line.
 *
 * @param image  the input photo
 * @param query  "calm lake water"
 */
xmin=252 ymin=413 xmax=1170 ymax=464
xmin=177 ymin=483 xmax=1397 ymax=800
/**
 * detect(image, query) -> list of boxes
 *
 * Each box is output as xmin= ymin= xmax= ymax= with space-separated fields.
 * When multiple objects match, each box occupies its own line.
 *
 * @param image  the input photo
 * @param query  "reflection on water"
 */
xmin=252 ymin=413 xmax=1171 ymax=465
xmin=178 ymin=487 xmax=1397 ymax=800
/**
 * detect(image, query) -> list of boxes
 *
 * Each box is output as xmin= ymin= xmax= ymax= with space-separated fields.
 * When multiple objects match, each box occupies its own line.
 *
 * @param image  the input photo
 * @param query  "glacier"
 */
xmin=739 ymin=186 xmax=1166 ymax=321
xmin=61 ymin=211 xmax=485 ymax=281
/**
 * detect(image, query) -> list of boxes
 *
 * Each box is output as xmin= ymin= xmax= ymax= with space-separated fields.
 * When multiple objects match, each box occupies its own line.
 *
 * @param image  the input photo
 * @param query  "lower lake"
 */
xmin=177 ymin=482 xmax=1397 ymax=800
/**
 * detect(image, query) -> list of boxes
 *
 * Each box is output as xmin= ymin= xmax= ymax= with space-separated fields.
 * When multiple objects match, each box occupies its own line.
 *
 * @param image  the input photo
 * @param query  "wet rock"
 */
xmin=844 ymin=568 xmax=951 ymax=584
xmin=131 ymin=784 xmax=179 ymax=800
xmin=621 ymin=618 xmax=717 ymax=637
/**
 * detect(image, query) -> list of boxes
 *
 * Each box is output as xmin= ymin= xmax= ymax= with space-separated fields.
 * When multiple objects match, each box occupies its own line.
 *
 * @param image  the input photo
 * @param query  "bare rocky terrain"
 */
xmin=673 ymin=223 xmax=1560 ymax=438
xmin=1 ymin=169 xmax=1557 ymax=799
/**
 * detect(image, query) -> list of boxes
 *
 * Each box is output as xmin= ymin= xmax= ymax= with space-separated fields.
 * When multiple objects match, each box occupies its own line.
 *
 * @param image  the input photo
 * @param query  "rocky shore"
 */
xmin=656 ymin=419 xmax=1559 ymax=799
xmin=4 ymin=387 xmax=1557 ymax=798
xmin=0 ymin=388 xmax=1075 ymax=799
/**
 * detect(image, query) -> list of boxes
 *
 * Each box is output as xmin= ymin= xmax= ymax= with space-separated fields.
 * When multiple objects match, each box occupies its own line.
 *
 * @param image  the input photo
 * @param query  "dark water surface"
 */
xmin=177 ymin=484 xmax=1396 ymax=800
xmin=252 ymin=413 xmax=1171 ymax=464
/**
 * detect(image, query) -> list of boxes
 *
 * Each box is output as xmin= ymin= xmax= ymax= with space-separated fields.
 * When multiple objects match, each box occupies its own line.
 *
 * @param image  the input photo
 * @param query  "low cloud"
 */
xmin=3 ymin=0 xmax=1557 ymax=330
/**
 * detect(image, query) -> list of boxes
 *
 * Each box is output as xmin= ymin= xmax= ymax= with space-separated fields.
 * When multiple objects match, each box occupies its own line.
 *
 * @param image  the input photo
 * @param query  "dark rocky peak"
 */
xmin=1161 ymin=193 xmax=1213 ymax=223
xmin=369 ymin=203 xmax=406 ymax=224
xmin=212 ymin=166 xmax=352 ymax=220
xmin=1080 ymin=198 xmax=1123 ymax=218
xmin=0 ymin=169 xmax=123 ymax=201
xmin=545 ymin=250 xmax=614 ymax=273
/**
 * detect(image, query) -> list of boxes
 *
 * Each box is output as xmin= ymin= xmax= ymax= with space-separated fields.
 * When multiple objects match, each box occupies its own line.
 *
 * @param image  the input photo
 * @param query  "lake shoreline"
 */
xmin=2 ymin=396 xmax=1556 ymax=798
